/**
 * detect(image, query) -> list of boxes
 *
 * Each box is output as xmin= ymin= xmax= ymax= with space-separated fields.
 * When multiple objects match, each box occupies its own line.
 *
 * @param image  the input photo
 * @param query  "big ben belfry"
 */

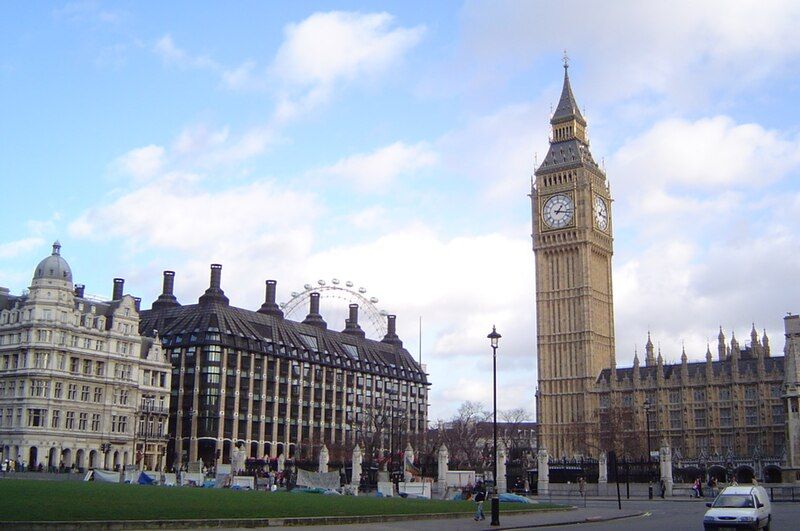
xmin=531 ymin=57 xmax=615 ymax=458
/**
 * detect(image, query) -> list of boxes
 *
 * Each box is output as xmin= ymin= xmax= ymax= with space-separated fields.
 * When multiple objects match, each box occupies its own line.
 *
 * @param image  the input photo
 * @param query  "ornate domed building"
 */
xmin=0 ymin=242 xmax=171 ymax=472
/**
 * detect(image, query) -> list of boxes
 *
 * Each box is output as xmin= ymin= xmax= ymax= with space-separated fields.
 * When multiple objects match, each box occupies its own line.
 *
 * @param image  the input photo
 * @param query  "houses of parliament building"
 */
xmin=531 ymin=60 xmax=796 ymax=473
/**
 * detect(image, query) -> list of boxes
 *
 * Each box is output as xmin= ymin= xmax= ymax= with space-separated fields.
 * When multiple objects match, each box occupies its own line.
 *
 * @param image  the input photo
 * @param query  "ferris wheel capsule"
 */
xmin=346 ymin=281 xmax=353 ymax=287
xmin=358 ymin=287 xmax=367 ymax=294
xmin=318 ymin=280 xmax=326 ymax=286
xmin=291 ymin=292 xmax=299 ymax=298
xmin=303 ymin=284 xmax=312 ymax=290
xmin=369 ymin=297 xmax=379 ymax=303
xmin=332 ymin=278 xmax=340 ymax=285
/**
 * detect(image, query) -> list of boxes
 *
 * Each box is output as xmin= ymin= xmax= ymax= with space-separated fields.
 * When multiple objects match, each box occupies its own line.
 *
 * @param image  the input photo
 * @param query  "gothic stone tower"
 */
xmin=531 ymin=61 xmax=615 ymax=458
xmin=783 ymin=314 xmax=800 ymax=481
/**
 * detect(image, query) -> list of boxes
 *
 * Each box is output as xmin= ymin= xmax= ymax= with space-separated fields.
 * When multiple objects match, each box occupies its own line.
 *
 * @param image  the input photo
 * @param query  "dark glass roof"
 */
xmin=139 ymin=302 xmax=429 ymax=385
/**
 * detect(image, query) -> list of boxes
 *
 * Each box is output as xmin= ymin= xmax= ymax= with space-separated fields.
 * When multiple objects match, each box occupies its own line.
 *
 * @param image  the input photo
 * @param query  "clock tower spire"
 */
xmin=531 ymin=59 xmax=615 ymax=458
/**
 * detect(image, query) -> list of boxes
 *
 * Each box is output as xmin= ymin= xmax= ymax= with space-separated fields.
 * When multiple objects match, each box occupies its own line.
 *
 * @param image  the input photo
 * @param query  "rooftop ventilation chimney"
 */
xmin=302 ymin=292 xmax=327 ymax=329
xmin=133 ymin=297 xmax=141 ymax=312
xmin=198 ymin=264 xmax=230 ymax=306
xmin=74 ymin=284 xmax=85 ymax=298
xmin=342 ymin=304 xmax=366 ymax=338
xmin=112 ymin=278 xmax=125 ymax=301
xmin=381 ymin=314 xmax=403 ymax=347
xmin=152 ymin=271 xmax=180 ymax=310
xmin=258 ymin=280 xmax=284 ymax=317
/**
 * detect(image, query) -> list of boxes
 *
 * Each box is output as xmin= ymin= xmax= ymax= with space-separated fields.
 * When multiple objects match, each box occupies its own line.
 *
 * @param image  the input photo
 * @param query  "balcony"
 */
xmin=137 ymin=403 xmax=170 ymax=415
xmin=136 ymin=427 xmax=168 ymax=440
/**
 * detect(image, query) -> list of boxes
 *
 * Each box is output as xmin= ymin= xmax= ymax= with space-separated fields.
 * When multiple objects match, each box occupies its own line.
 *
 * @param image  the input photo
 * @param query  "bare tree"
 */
xmin=499 ymin=408 xmax=533 ymax=460
xmin=441 ymin=401 xmax=490 ymax=469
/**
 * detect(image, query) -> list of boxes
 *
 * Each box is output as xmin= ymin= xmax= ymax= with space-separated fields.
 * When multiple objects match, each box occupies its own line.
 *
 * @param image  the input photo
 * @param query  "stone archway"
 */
xmin=28 ymin=447 xmax=38 ymax=470
xmin=763 ymin=465 xmax=782 ymax=483
xmin=708 ymin=465 xmax=727 ymax=483
xmin=88 ymin=450 xmax=98 ymax=469
xmin=48 ymin=447 xmax=58 ymax=469
xmin=61 ymin=448 xmax=72 ymax=468
xmin=113 ymin=451 xmax=120 ymax=470
xmin=75 ymin=449 xmax=85 ymax=470
xmin=734 ymin=465 xmax=755 ymax=484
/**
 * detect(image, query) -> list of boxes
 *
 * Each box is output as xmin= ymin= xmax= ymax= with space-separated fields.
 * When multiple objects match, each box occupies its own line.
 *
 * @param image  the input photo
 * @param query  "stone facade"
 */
xmin=0 ymin=243 xmax=171 ymax=471
xmin=531 ymin=60 xmax=615 ymax=458
xmin=594 ymin=328 xmax=784 ymax=461
xmin=532 ymin=64 xmax=791 ymax=468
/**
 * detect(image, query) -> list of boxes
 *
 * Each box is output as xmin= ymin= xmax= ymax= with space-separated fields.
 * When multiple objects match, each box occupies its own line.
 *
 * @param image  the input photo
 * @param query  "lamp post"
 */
xmin=643 ymin=398 xmax=653 ymax=498
xmin=487 ymin=326 xmax=501 ymax=527
xmin=643 ymin=399 xmax=652 ymax=460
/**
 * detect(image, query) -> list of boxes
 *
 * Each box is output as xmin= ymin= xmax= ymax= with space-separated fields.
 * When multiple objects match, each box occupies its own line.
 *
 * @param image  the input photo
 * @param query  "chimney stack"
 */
xmin=152 ymin=271 xmax=181 ymax=310
xmin=343 ymin=304 xmax=366 ymax=338
xmin=302 ymin=292 xmax=327 ymax=329
xmin=198 ymin=264 xmax=230 ymax=306
xmin=381 ymin=314 xmax=403 ymax=347
xmin=74 ymin=284 xmax=85 ymax=298
xmin=133 ymin=297 xmax=141 ymax=312
xmin=112 ymin=278 xmax=125 ymax=300
xmin=258 ymin=280 xmax=284 ymax=317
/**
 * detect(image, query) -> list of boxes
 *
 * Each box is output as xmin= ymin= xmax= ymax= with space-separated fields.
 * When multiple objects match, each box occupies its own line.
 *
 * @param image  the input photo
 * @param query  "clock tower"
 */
xmin=531 ymin=59 xmax=615 ymax=458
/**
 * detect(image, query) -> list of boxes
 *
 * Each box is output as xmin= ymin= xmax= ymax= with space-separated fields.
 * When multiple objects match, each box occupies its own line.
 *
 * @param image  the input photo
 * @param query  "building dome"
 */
xmin=33 ymin=241 xmax=73 ymax=283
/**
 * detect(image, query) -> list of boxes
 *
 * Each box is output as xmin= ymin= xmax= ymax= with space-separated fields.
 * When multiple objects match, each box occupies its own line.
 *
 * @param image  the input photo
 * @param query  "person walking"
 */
xmin=473 ymin=487 xmax=486 ymax=521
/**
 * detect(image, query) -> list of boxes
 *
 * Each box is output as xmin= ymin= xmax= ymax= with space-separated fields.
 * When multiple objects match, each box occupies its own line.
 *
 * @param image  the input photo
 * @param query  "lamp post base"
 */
xmin=490 ymin=496 xmax=500 ymax=526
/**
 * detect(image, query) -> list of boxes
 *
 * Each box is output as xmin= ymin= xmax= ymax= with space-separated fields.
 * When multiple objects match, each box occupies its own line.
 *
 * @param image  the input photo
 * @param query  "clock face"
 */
xmin=542 ymin=194 xmax=574 ymax=229
xmin=594 ymin=195 xmax=609 ymax=231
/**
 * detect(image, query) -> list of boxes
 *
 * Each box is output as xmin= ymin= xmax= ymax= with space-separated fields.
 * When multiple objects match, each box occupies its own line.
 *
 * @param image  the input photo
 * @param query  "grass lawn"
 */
xmin=0 ymin=480 xmax=565 ymax=522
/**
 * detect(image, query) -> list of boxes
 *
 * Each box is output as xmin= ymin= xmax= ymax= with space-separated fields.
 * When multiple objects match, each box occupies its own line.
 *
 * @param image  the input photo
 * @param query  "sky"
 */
xmin=2 ymin=1 xmax=800 ymax=423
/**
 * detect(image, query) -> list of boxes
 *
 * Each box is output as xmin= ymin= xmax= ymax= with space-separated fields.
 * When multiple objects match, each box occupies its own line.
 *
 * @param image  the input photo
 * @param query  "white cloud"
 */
xmin=347 ymin=206 xmax=388 ymax=229
xmin=458 ymin=0 xmax=800 ymax=108
xmin=613 ymin=116 xmax=800 ymax=192
xmin=153 ymin=34 xmax=218 ymax=71
xmin=112 ymin=145 xmax=165 ymax=182
xmin=438 ymin=102 xmax=547 ymax=201
xmin=0 ymin=238 xmax=46 ymax=260
xmin=273 ymin=12 xmax=423 ymax=87
xmin=321 ymin=141 xmax=437 ymax=192
xmin=271 ymin=11 xmax=424 ymax=120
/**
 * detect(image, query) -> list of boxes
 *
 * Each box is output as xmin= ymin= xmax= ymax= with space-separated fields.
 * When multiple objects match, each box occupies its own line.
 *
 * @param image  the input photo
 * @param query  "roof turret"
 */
xmin=33 ymin=241 xmax=73 ymax=283
xmin=551 ymin=52 xmax=586 ymax=126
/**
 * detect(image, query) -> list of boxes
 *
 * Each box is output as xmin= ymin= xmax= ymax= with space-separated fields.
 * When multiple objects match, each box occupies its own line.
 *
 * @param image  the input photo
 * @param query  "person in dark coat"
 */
xmin=473 ymin=488 xmax=486 ymax=521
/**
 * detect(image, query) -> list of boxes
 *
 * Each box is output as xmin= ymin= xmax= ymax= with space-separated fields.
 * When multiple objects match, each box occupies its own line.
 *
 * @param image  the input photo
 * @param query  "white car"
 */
xmin=703 ymin=485 xmax=772 ymax=530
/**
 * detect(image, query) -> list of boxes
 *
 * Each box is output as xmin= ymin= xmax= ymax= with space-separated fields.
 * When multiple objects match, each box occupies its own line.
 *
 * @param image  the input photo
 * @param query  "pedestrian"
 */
xmin=473 ymin=487 xmax=486 ymax=521
xmin=659 ymin=478 xmax=665 ymax=498
xmin=692 ymin=477 xmax=701 ymax=498
xmin=578 ymin=476 xmax=586 ymax=497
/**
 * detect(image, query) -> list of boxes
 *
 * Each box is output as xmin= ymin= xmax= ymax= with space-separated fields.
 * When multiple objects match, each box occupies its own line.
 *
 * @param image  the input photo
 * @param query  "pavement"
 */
xmin=241 ymin=506 xmax=646 ymax=531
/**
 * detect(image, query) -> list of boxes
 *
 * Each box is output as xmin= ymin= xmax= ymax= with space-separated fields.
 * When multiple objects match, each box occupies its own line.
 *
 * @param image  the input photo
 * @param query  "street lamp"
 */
xmin=643 ymin=398 xmax=653 ymax=498
xmin=643 ymin=399 xmax=653 ymax=461
xmin=487 ymin=326 xmax=501 ymax=527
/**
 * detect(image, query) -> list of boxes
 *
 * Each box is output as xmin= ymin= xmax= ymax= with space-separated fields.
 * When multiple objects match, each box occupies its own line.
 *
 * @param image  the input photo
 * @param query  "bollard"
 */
xmin=490 ymin=496 xmax=500 ymax=526
xmin=648 ymin=484 xmax=653 ymax=500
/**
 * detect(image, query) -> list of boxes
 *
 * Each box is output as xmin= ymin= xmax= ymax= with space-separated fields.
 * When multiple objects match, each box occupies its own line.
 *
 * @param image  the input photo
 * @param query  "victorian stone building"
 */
xmin=532 ymin=62 xmax=791 ymax=472
xmin=138 ymin=265 xmax=429 ymax=470
xmin=0 ymin=243 xmax=171 ymax=471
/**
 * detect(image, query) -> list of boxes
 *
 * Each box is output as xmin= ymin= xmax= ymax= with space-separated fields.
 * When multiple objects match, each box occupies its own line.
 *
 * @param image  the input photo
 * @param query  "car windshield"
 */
xmin=713 ymin=495 xmax=754 ymax=508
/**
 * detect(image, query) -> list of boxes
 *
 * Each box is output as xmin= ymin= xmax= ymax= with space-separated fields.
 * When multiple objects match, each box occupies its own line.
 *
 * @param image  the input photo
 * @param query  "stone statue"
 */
xmin=537 ymin=447 xmax=549 ymax=495
xmin=318 ymin=444 xmax=329 ymax=474
xmin=403 ymin=443 xmax=415 ymax=482
xmin=598 ymin=452 xmax=608 ymax=484
xmin=437 ymin=444 xmax=449 ymax=487
xmin=231 ymin=442 xmax=247 ymax=474
xmin=351 ymin=445 xmax=363 ymax=489
xmin=496 ymin=441 xmax=507 ymax=494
